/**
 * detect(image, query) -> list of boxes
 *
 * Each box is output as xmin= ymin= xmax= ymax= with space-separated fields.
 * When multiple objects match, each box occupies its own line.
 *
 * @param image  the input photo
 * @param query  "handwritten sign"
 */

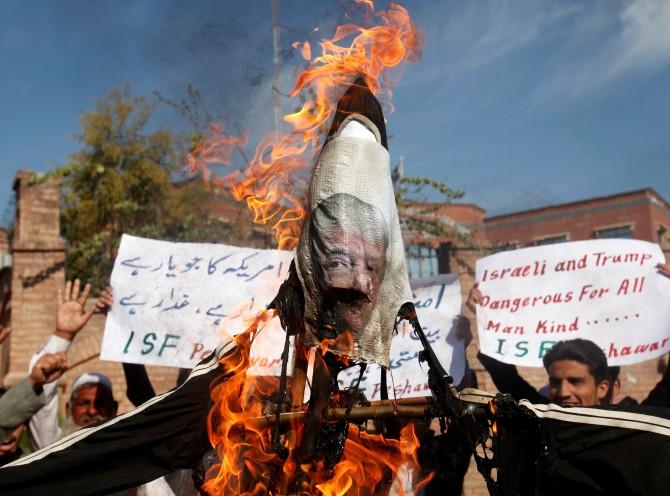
xmin=336 ymin=274 xmax=465 ymax=400
xmin=103 ymin=236 xmax=467 ymax=390
xmin=476 ymin=239 xmax=670 ymax=366
xmin=101 ymin=235 xmax=294 ymax=372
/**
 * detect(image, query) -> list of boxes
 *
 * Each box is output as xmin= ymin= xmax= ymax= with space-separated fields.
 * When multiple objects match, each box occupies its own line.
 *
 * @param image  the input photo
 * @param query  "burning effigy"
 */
xmin=199 ymin=75 xmax=435 ymax=495
xmin=2 ymin=2 xmax=670 ymax=496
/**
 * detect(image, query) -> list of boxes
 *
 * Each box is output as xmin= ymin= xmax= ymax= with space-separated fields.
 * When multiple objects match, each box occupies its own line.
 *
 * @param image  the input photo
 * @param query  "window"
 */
xmin=535 ymin=235 xmax=567 ymax=246
xmin=492 ymin=242 xmax=518 ymax=253
xmin=406 ymin=244 xmax=438 ymax=279
xmin=594 ymin=225 xmax=633 ymax=239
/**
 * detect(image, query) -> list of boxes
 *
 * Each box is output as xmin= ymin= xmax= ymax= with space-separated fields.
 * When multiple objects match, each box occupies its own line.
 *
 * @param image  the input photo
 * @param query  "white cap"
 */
xmin=70 ymin=372 xmax=113 ymax=398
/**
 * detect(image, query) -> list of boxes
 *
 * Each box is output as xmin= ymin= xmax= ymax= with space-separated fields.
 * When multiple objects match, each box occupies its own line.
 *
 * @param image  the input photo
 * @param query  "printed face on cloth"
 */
xmin=296 ymin=79 xmax=412 ymax=367
xmin=309 ymin=192 xmax=387 ymax=337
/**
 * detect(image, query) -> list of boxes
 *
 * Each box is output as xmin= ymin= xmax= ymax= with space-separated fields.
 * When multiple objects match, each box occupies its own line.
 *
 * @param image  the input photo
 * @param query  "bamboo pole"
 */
xmin=248 ymin=402 xmax=432 ymax=428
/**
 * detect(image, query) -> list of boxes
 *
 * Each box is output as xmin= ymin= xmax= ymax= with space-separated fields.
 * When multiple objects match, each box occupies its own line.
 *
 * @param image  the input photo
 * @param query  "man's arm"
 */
xmin=477 ymin=351 xmax=549 ymax=404
xmin=641 ymin=358 xmax=670 ymax=407
xmin=0 ymin=354 xmax=67 ymax=441
xmin=122 ymin=363 xmax=156 ymax=408
xmin=28 ymin=280 xmax=99 ymax=449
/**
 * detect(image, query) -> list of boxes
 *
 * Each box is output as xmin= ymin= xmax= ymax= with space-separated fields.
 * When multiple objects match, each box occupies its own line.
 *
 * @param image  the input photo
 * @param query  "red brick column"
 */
xmin=3 ymin=171 xmax=65 ymax=387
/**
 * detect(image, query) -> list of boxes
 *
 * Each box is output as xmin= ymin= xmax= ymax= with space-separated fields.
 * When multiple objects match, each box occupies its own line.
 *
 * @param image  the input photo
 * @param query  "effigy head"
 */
xmin=296 ymin=77 xmax=412 ymax=367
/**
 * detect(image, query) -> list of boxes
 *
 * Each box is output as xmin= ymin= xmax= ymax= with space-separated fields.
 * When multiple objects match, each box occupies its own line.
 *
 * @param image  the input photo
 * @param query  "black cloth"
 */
xmin=528 ymin=402 xmax=670 ymax=495
xmin=0 ymin=341 xmax=236 ymax=496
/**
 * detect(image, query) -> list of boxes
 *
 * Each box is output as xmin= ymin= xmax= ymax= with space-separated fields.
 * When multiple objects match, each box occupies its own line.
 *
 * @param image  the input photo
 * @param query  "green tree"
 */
xmin=48 ymin=88 xmax=235 ymax=290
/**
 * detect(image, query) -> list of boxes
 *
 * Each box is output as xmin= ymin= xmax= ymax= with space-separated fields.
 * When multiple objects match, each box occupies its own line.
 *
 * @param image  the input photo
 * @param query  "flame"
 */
xmin=353 ymin=0 xmax=375 ymax=10
xmin=315 ymin=424 xmax=433 ymax=496
xmin=204 ymin=310 xmax=288 ymax=495
xmin=292 ymin=41 xmax=312 ymax=61
xmin=206 ymin=319 xmax=433 ymax=495
xmin=317 ymin=329 xmax=355 ymax=359
xmin=188 ymin=1 xmax=424 ymax=250
xmin=200 ymin=2 xmax=428 ymax=494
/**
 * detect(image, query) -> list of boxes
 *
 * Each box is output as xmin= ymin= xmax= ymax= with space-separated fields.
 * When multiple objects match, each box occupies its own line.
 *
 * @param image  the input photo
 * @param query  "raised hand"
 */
xmin=465 ymin=283 xmax=483 ymax=314
xmin=29 ymin=352 xmax=67 ymax=392
xmin=95 ymin=286 xmax=114 ymax=316
xmin=454 ymin=314 xmax=473 ymax=347
xmin=55 ymin=279 xmax=96 ymax=341
xmin=0 ymin=325 xmax=11 ymax=345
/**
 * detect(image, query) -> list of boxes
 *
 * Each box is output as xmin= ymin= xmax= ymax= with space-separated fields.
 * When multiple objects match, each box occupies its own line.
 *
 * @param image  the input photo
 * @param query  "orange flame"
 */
xmin=206 ymin=318 xmax=433 ymax=495
xmin=316 ymin=424 xmax=433 ymax=496
xmin=188 ymin=1 xmax=424 ymax=250
xmin=204 ymin=311 xmax=288 ymax=495
xmin=200 ymin=2 xmax=428 ymax=494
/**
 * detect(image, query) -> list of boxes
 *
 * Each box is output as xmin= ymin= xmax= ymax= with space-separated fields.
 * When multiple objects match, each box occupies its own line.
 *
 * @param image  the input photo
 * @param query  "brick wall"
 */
xmin=485 ymin=189 xmax=670 ymax=249
xmin=2 ymin=171 xmax=181 ymax=412
xmin=4 ymin=172 xmax=66 ymax=387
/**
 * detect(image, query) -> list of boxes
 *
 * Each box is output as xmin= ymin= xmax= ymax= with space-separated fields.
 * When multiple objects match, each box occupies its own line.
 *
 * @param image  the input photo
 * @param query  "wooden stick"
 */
xmin=248 ymin=403 xmax=432 ymax=428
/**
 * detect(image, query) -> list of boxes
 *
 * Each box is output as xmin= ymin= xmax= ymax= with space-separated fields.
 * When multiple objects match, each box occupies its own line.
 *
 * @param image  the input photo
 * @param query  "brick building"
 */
xmin=485 ymin=188 xmax=670 ymax=254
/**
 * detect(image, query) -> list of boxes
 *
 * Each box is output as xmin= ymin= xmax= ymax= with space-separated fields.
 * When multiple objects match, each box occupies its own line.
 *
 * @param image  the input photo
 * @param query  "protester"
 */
xmin=0 ymin=321 xmax=67 ymax=465
xmin=468 ymin=262 xmax=670 ymax=407
xmin=28 ymin=279 xmax=114 ymax=449
xmin=97 ymin=287 xmax=196 ymax=496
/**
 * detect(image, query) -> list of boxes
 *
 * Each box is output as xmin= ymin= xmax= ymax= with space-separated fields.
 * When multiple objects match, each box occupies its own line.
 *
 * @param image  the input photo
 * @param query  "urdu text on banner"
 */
xmin=101 ymin=234 xmax=294 ymax=373
xmin=102 ymin=236 xmax=467 ymax=392
xmin=475 ymin=239 xmax=670 ymax=366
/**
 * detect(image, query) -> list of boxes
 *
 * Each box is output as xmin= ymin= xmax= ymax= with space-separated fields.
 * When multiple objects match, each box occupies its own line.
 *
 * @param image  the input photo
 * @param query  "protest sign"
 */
xmin=475 ymin=239 xmax=670 ymax=366
xmin=101 ymin=235 xmax=294 ymax=373
xmin=336 ymin=273 xmax=465 ymax=400
xmin=102 ymin=236 xmax=466 ymax=388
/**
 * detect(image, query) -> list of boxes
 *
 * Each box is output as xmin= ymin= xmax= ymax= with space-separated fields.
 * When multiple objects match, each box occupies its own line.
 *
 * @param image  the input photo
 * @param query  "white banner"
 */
xmin=336 ymin=274 xmax=465 ymax=400
xmin=103 ymin=236 xmax=467 ymax=392
xmin=476 ymin=239 xmax=670 ymax=366
xmin=101 ymin=235 xmax=294 ymax=373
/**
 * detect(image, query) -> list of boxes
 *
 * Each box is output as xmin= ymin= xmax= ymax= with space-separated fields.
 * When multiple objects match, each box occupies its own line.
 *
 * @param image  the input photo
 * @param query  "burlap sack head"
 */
xmin=296 ymin=99 xmax=412 ymax=367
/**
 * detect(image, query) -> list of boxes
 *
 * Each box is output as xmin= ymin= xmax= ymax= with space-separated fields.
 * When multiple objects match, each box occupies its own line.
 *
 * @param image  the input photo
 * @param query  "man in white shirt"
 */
xmin=29 ymin=279 xmax=113 ymax=449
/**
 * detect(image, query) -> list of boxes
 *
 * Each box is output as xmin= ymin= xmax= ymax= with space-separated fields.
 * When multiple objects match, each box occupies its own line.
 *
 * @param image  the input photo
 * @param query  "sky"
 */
xmin=1 ymin=0 xmax=669 ymax=226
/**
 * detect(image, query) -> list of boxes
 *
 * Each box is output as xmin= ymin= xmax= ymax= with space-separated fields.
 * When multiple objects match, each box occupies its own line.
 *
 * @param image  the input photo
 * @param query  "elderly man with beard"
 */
xmin=28 ymin=280 xmax=115 ymax=449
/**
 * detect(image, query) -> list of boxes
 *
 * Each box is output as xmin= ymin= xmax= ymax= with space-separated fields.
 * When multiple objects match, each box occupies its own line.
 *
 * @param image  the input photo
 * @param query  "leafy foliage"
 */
xmin=395 ymin=174 xmax=474 ymax=245
xmin=53 ymin=88 xmax=235 ymax=290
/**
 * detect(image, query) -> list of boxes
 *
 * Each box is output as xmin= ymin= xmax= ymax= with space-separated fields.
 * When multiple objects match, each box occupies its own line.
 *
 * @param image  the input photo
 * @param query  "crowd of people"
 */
xmin=0 ymin=281 xmax=195 ymax=494
xmin=0 ymin=261 xmax=668 ymax=494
